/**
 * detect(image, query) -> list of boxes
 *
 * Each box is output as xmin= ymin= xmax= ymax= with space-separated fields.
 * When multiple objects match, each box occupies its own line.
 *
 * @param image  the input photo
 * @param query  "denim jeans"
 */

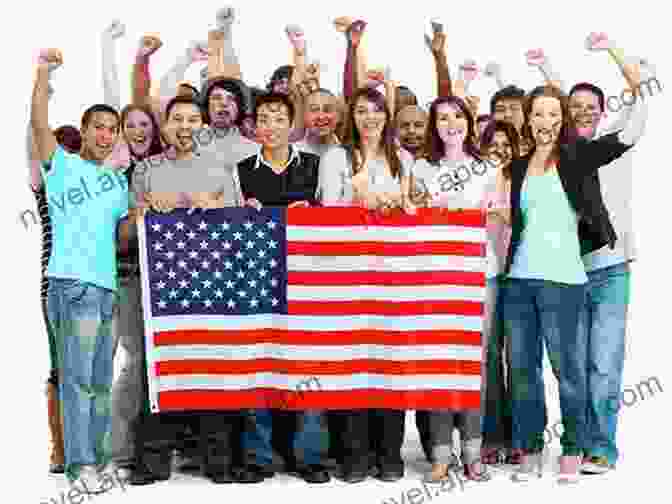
xmin=578 ymin=262 xmax=630 ymax=464
xmin=502 ymin=278 xmax=586 ymax=456
xmin=47 ymin=278 xmax=116 ymax=480
xmin=244 ymin=409 xmax=328 ymax=467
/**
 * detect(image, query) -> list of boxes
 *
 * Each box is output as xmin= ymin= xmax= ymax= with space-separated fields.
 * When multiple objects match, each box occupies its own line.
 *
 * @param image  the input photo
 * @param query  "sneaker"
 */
xmin=72 ymin=465 xmax=107 ymax=495
xmin=580 ymin=456 xmax=612 ymax=475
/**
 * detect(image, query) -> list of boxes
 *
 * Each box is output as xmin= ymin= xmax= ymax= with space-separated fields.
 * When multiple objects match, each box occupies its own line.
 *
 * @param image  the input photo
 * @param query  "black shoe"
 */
xmin=299 ymin=465 xmax=331 ymax=484
xmin=49 ymin=463 xmax=65 ymax=474
xmin=206 ymin=469 xmax=237 ymax=484
xmin=376 ymin=465 xmax=404 ymax=482
xmin=129 ymin=464 xmax=171 ymax=486
xmin=237 ymin=464 xmax=272 ymax=483
xmin=341 ymin=469 xmax=368 ymax=483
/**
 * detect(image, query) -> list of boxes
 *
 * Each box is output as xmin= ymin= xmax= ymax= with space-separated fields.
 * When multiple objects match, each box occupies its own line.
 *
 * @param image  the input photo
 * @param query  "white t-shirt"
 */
xmin=411 ymin=156 xmax=499 ymax=278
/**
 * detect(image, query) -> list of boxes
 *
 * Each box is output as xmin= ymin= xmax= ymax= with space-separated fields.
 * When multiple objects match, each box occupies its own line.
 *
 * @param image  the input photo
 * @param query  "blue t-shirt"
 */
xmin=41 ymin=146 xmax=129 ymax=291
xmin=509 ymin=170 xmax=587 ymax=285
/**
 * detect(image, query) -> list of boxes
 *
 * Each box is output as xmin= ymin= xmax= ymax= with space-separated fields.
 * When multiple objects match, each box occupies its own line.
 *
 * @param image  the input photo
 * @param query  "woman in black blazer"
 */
xmin=500 ymin=84 xmax=643 ymax=484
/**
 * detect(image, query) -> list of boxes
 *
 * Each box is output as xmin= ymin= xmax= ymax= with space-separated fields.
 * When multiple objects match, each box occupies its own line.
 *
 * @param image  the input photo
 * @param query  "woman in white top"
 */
xmin=409 ymin=96 xmax=498 ymax=483
xmin=317 ymin=87 xmax=412 ymax=483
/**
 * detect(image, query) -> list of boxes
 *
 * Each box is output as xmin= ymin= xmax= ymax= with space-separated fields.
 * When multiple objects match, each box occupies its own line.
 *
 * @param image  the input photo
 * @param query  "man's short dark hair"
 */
xmin=569 ymin=82 xmax=606 ymax=112
xmin=254 ymin=93 xmax=295 ymax=124
xmin=164 ymin=96 xmax=206 ymax=122
xmin=490 ymin=85 xmax=526 ymax=114
xmin=267 ymin=65 xmax=294 ymax=90
xmin=202 ymin=78 xmax=248 ymax=126
xmin=80 ymin=104 xmax=120 ymax=132
xmin=179 ymin=82 xmax=200 ymax=99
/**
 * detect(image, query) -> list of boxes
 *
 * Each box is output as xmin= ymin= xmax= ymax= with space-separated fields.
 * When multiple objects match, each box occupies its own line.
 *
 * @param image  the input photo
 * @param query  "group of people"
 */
xmin=28 ymin=8 xmax=651 ymax=494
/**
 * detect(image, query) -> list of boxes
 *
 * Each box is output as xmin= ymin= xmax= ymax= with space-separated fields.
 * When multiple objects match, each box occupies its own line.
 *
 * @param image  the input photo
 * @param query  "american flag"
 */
xmin=138 ymin=207 xmax=486 ymax=412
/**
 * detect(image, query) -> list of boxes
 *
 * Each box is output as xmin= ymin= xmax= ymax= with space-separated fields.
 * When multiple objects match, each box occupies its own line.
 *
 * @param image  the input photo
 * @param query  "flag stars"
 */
xmin=200 ymin=260 xmax=210 ymax=269
xmin=155 ymin=280 xmax=166 ymax=290
xmin=188 ymin=251 xmax=199 ymax=259
xmin=270 ymin=278 xmax=278 ymax=287
xmin=258 ymin=269 xmax=268 ymax=278
xmin=225 ymin=280 xmax=235 ymax=289
xmin=163 ymin=231 xmax=174 ymax=240
xmin=260 ymin=288 xmax=268 ymax=297
xmin=236 ymin=271 xmax=245 ymax=279
xmin=180 ymin=299 xmax=191 ymax=308
xmin=214 ymin=290 xmax=224 ymax=299
xmin=224 ymin=261 xmax=233 ymax=270
xmin=168 ymin=269 xmax=177 ymax=279
xmin=169 ymin=290 xmax=178 ymax=299
xmin=151 ymin=223 xmax=162 ymax=232
xmin=249 ymin=298 xmax=259 ymax=308
xmin=214 ymin=270 xmax=223 ymax=279
xmin=235 ymin=251 xmax=244 ymax=260
xmin=211 ymin=251 xmax=221 ymax=260
xmin=202 ymin=280 xmax=212 ymax=289
xmin=223 ymin=241 xmax=232 ymax=250
xmin=175 ymin=222 xmax=185 ymax=230
xmin=165 ymin=251 xmax=175 ymax=260
xmin=177 ymin=241 xmax=186 ymax=249
xmin=200 ymin=241 xmax=209 ymax=250
xmin=198 ymin=221 xmax=207 ymax=231
xmin=271 ymin=298 xmax=279 ymax=307
xmin=154 ymin=262 xmax=164 ymax=271
xmin=203 ymin=299 xmax=213 ymax=308
xmin=267 ymin=220 xmax=276 ymax=230
xmin=257 ymin=250 xmax=266 ymax=258
xmin=187 ymin=231 xmax=197 ymax=240
xmin=247 ymin=259 xmax=257 ymax=269
xmin=243 ymin=221 xmax=254 ymax=230
xmin=190 ymin=270 xmax=200 ymax=279
xmin=221 ymin=222 xmax=230 ymax=231
xmin=237 ymin=290 xmax=247 ymax=298
xmin=256 ymin=230 xmax=265 ymax=239
xmin=233 ymin=232 xmax=242 ymax=241
xmin=178 ymin=280 xmax=189 ymax=289
xmin=267 ymin=240 xmax=277 ymax=249
xmin=246 ymin=240 xmax=255 ymax=250
xmin=153 ymin=242 xmax=164 ymax=251
xmin=248 ymin=279 xmax=258 ymax=288
xmin=227 ymin=299 xmax=236 ymax=309
xmin=210 ymin=231 xmax=221 ymax=240
xmin=269 ymin=259 xmax=277 ymax=269
xmin=191 ymin=289 xmax=201 ymax=298
xmin=178 ymin=260 xmax=188 ymax=269
xmin=157 ymin=300 xmax=167 ymax=309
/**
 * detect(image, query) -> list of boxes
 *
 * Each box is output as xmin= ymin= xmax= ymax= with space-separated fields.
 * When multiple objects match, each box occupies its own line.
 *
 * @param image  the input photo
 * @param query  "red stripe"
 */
xmin=287 ymin=207 xmax=486 ymax=227
xmin=287 ymin=271 xmax=486 ymax=287
xmin=157 ymin=389 xmax=481 ymax=410
xmin=287 ymin=300 xmax=484 ymax=316
xmin=286 ymin=241 xmax=484 ymax=257
xmin=156 ymin=359 xmax=481 ymax=376
xmin=154 ymin=329 xmax=483 ymax=346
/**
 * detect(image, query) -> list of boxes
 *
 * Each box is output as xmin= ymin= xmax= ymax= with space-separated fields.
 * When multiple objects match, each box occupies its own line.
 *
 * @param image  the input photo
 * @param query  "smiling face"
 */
xmin=435 ymin=102 xmax=468 ymax=149
xmin=353 ymin=96 xmax=386 ymax=142
xmin=486 ymin=130 xmax=513 ymax=166
xmin=304 ymin=91 xmax=338 ymax=138
xmin=164 ymin=102 xmax=203 ymax=153
xmin=81 ymin=112 xmax=119 ymax=162
xmin=256 ymin=101 xmax=292 ymax=150
xmin=123 ymin=109 xmax=154 ymax=158
xmin=569 ymin=90 xmax=602 ymax=138
xmin=208 ymin=87 xmax=239 ymax=129
xmin=528 ymin=95 xmax=563 ymax=147
xmin=493 ymin=98 xmax=524 ymax=133
xmin=396 ymin=106 xmax=427 ymax=153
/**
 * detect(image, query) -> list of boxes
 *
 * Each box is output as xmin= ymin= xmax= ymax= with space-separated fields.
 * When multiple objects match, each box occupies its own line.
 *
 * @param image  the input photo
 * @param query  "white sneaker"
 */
xmin=73 ymin=465 xmax=107 ymax=495
xmin=98 ymin=461 xmax=132 ymax=481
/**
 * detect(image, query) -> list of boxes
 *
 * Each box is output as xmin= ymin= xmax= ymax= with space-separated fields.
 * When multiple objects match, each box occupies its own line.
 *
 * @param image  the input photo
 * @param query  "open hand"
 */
xmin=138 ymin=35 xmax=162 ymax=58
xmin=37 ymin=48 xmax=63 ymax=71
xmin=585 ymin=32 xmax=612 ymax=51
xmin=525 ymin=48 xmax=547 ymax=67
xmin=104 ymin=19 xmax=126 ymax=40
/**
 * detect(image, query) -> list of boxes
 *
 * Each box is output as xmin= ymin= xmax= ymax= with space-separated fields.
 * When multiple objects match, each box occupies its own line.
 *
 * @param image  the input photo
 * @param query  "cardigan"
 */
xmin=504 ymin=132 xmax=634 ymax=275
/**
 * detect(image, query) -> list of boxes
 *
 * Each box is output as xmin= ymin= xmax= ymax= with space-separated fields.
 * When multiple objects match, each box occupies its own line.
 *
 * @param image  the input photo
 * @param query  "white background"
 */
xmin=1 ymin=1 xmax=670 ymax=503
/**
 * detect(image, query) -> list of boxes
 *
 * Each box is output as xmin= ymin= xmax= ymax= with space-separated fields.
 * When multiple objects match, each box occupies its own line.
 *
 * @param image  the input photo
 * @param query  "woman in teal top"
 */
xmin=501 ymin=84 xmax=642 ymax=484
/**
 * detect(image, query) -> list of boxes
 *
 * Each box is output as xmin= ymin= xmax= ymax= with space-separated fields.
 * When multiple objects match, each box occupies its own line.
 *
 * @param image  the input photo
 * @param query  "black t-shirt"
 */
xmin=237 ymin=148 xmax=320 ymax=207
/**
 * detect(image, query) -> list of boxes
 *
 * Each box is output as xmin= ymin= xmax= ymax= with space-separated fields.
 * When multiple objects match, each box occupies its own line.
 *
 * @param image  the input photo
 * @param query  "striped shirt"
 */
xmin=33 ymin=186 xmax=52 ymax=300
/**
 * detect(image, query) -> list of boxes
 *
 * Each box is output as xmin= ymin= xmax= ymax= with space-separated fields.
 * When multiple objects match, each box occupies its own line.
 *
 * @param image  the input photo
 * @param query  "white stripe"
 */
xmin=156 ymin=373 xmax=481 ymax=392
xmin=151 ymin=314 xmax=483 ymax=332
xmin=153 ymin=344 xmax=482 ymax=362
xmin=287 ymin=285 xmax=486 ymax=302
xmin=288 ymin=225 xmax=486 ymax=243
xmin=288 ymin=255 xmax=485 ymax=272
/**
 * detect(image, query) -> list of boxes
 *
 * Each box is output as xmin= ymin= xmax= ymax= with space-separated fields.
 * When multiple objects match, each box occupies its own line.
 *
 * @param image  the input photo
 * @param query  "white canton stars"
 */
xmin=150 ymin=216 xmax=281 ymax=312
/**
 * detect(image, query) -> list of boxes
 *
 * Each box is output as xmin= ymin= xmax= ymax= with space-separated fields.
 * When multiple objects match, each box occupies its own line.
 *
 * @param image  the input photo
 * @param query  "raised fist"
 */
xmin=459 ymin=60 xmax=479 ymax=82
xmin=285 ymin=24 xmax=306 ymax=53
xmin=37 ymin=48 xmax=63 ymax=71
xmin=138 ymin=35 xmax=162 ymax=58
xmin=585 ymin=32 xmax=612 ymax=51
xmin=525 ymin=48 xmax=547 ymax=67
xmin=104 ymin=19 xmax=125 ymax=40
xmin=216 ymin=6 xmax=235 ymax=28
xmin=188 ymin=41 xmax=210 ymax=63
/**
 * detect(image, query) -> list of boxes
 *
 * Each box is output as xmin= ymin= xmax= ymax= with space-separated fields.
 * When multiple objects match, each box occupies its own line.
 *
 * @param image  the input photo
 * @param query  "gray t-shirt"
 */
xmin=133 ymin=147 xmax=243 ymax=208
xmin=195 ymin=126 xmax=259 ymax=169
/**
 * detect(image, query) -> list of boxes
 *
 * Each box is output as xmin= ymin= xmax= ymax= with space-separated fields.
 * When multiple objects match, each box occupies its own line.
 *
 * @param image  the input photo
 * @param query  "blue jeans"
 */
xmin=578 ymin=262 xmax=630 ymax=464
xmin=502 ymin=278 xmax=586 ymax=456
xmin=47 ymin=278 xmax=116 ymax=480
xmin=244 ymin=409 xmax=328 ymax=467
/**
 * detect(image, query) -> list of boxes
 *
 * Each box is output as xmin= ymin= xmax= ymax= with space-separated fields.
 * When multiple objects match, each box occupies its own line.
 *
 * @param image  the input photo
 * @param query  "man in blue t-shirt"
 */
xmin=31 ymin=49 xmax=132 ymax=493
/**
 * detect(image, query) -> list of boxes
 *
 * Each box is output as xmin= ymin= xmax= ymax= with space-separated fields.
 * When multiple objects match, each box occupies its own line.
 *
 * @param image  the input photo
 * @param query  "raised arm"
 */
xmin=525 ymin=48 xmax=567 ymax=93
xmin=585 ymin=32 xmax=649 ymax=145
xmin=484 ymin=62 xmax=506 ymax=90
xmin=101 ymin=19 xmax=125 ymax=111
xmin=286 ymin=25 xmax=309 ymax=139
xmin=132 ymin=35 xmax=162 ymax=107
xmin=424 ymin=19 xmax=452 ymax=98
xmin=27 ymin=57 xmax=56 ymax=189
xmin=31 ymin=49 xmax=60 ymax=164
xmin=158 ymin=40 xmax=209 ymax=99
xmin=207 ymin=7 xmax=242 ymax=81
xmin=335 ymin=17 xmax=367 ymax=100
